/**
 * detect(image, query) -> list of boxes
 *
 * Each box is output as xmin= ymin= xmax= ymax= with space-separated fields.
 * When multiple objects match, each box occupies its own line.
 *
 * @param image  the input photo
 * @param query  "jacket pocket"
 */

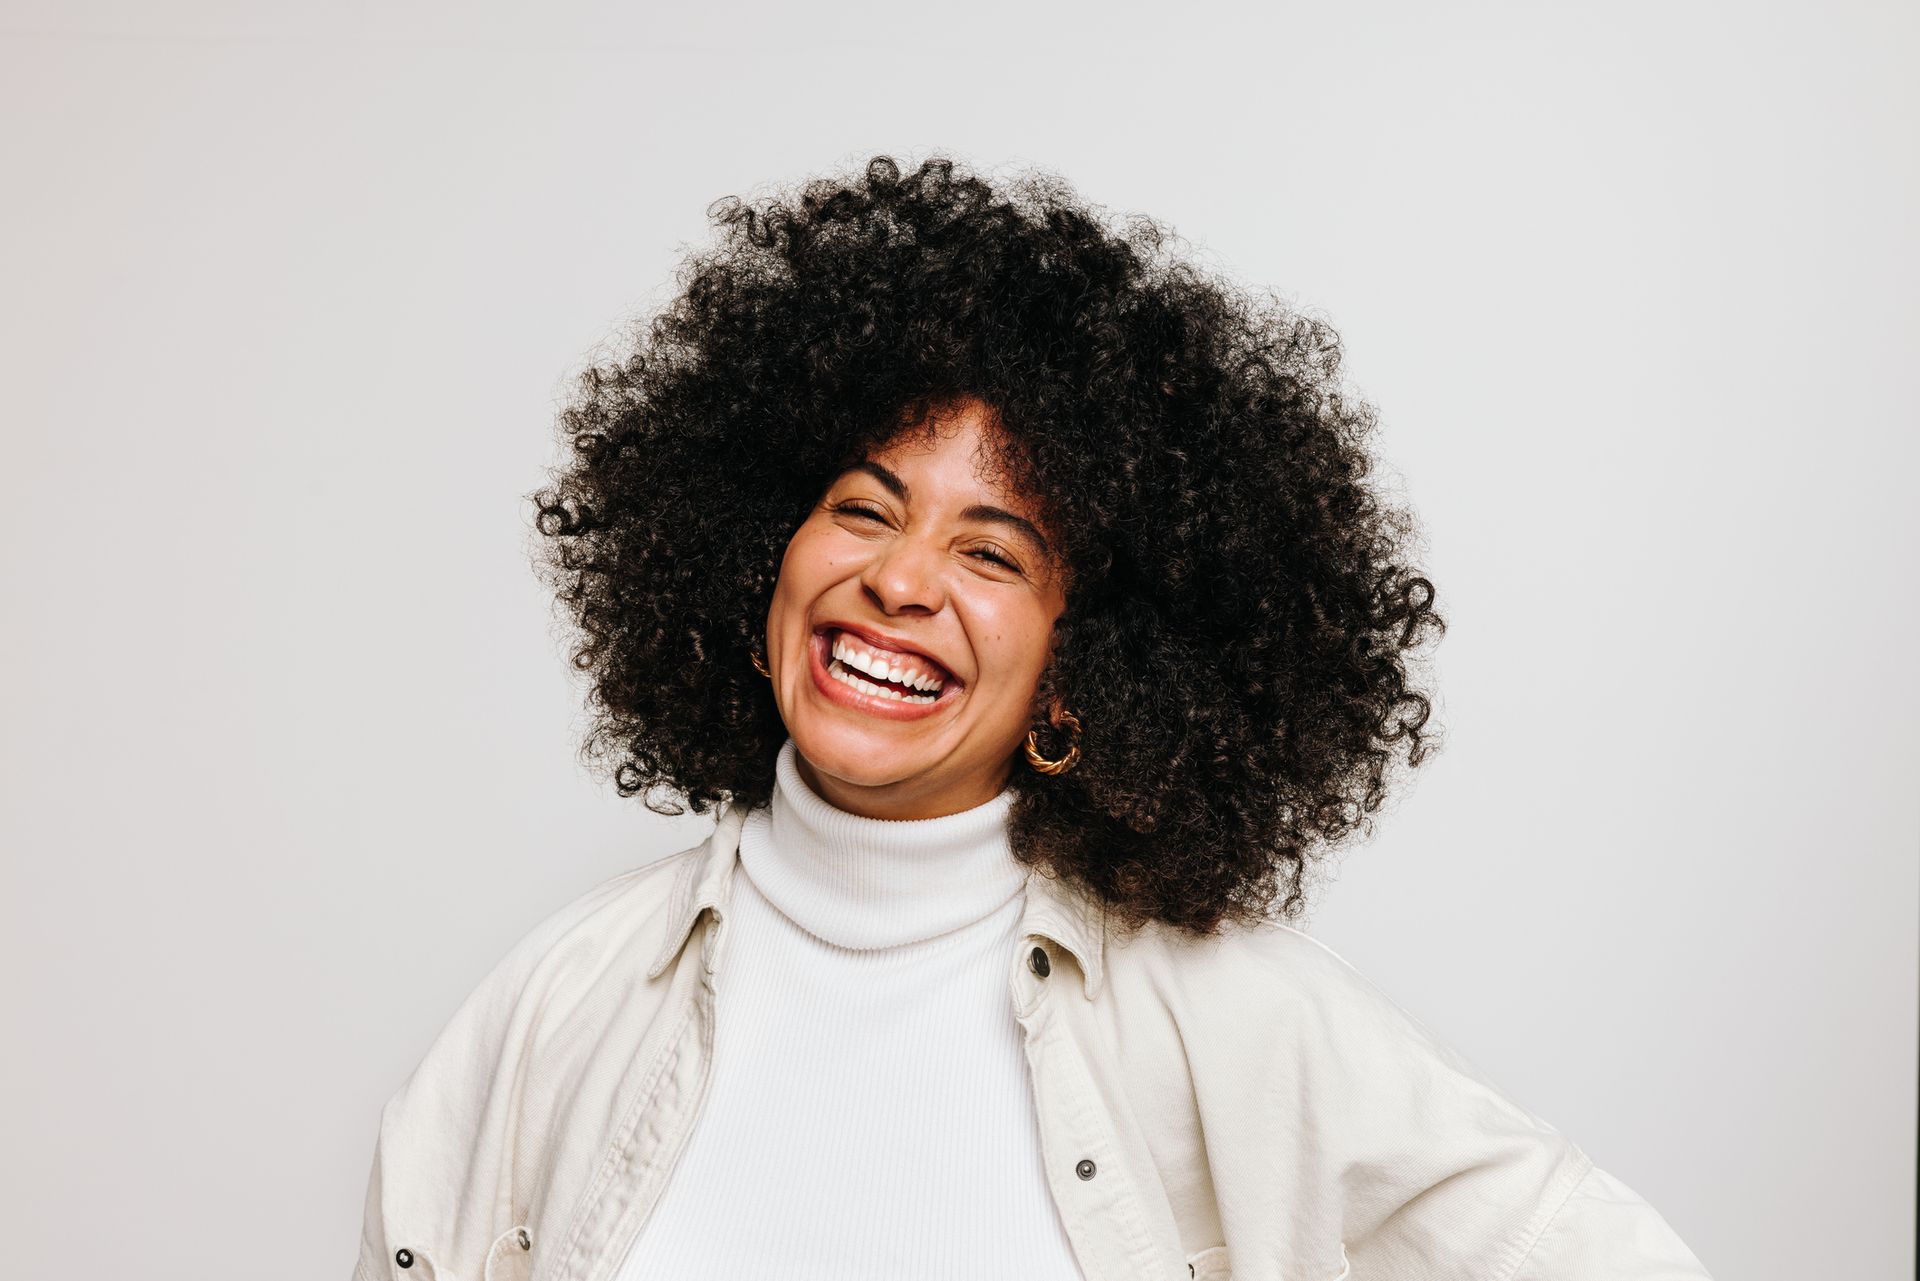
xmin=1185 ymin=1244 xmax=1231 ymax=1279
xmin=481 ymin=1224 xmax=533 ymax=1281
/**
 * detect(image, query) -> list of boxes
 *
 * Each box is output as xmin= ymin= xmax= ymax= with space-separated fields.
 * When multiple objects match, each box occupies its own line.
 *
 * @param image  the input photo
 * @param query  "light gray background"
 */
xmin=2 ymin=2 xmax=1913 ymax=1277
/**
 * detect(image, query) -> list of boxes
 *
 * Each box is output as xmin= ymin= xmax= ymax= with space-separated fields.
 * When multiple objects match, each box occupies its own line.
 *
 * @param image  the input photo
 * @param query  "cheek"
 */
xmin=770 ymin=524 xmax=870 ymax=637
xmin=774 ymin=525 xmax=841 ymax=600
xmin=976 ymin=603 xmax=1059 ymax=686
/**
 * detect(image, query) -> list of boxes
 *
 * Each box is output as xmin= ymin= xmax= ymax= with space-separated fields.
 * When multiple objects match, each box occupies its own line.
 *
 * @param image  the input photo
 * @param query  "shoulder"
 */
xmin=456 ymin=838 xmax=705 ymax=1023
xmin=356 ymin=837 xmax=709 ymax=1218
xmin=383 ymin=835 xmax=708 ymax=1094
xmin=355 ymin=834 xmax=719 ymax=1275
xmin=1123 ymin=913 xmax=1410 ymax=1024
xmin=1116 ymin=916 xmax=1528 ymax=1106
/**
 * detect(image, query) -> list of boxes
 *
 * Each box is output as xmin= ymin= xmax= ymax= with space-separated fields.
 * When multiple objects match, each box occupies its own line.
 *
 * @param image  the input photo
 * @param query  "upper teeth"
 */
xmin=831 ymin=632 xmax=947 ymax=692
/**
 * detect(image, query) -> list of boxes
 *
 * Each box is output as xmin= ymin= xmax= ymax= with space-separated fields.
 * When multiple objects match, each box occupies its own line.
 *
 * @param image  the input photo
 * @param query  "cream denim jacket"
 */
xmin=352 ymin=803 xmax=1713 ymax=1281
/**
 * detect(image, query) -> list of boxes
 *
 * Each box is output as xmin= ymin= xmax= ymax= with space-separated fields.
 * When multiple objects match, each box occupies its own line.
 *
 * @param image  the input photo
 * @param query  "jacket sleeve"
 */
xmin=1507 ymin=1160 xmax=1714 ymax=1280
xmin=1233 ymin=928 xmax=1717 ymax=1281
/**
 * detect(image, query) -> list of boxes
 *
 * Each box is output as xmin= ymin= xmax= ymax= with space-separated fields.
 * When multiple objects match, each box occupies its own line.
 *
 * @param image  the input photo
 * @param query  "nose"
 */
xmin=859 ymin=533 xmax=947 ymax=616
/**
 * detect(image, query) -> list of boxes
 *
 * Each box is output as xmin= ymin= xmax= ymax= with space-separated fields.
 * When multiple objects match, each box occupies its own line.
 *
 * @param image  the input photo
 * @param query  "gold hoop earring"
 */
xmin=1024 ymin=706 xmax=1082 ymax=776
xmin=750 ymin=649 xmax=772 ymax=679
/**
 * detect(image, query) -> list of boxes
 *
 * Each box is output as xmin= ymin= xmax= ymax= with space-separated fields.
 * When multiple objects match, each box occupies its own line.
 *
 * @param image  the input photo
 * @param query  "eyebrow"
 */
xmin=847 ymin=459 xmax=1052 ymax=557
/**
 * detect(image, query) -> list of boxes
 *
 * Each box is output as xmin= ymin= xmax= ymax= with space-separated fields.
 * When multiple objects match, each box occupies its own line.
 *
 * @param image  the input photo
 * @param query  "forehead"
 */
xmin=862 ymin=399 xmax=1038 ymax=510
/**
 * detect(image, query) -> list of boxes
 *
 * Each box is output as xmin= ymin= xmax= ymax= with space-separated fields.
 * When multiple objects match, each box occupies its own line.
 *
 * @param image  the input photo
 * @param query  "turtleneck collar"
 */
xmin=737 ymin=736 xmax=1028 ymax=950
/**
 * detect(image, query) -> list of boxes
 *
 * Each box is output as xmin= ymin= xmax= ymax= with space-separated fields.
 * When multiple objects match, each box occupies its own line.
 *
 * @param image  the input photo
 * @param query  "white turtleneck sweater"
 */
xmin=613 ymin=737 xmax=1087 ymax=1281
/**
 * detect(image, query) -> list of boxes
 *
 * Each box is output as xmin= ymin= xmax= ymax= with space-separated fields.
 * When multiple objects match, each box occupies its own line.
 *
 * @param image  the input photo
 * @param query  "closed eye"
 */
xmin=834 ymin=503 xmax=1023 ymax=575
xmin=970 ymin=548 xmax=1019 ymax=570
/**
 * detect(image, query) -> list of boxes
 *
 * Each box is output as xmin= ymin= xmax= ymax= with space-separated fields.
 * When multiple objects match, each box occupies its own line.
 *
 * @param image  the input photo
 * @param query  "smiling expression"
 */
xmin=762 ymin=397 xmax=1069 ymax=820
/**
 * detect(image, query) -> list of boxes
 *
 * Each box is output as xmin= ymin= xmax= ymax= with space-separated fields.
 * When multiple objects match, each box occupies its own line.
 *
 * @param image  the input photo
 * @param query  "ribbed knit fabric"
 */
xmin=611 ymin=736 xmax=1086 ymax=1281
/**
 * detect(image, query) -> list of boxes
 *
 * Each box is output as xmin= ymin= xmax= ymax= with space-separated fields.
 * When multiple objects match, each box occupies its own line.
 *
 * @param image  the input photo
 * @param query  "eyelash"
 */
xmin=832 ymin=502 xmax=1021 ymax=572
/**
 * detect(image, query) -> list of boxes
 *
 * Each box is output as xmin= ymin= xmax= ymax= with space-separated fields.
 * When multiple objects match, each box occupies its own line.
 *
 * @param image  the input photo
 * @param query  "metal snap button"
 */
xmin=516 ymin=1228 xmax=531 ymax=1250
xmin=394 ymin=1248 xmax=414 ymax=1269
xmin=1075 ymin=1158 xmax=1096 ymax=1179
xmin=1028 ymin=945 xmax=1050 ymax=977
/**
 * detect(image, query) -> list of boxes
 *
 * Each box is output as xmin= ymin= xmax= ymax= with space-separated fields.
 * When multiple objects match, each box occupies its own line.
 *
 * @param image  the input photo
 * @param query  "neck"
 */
xmin=736 ymin=736 xmax=1027 ymax=949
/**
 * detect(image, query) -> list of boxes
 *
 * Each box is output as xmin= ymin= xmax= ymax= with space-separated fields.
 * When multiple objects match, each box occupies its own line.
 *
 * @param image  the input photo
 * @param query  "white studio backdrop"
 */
xmin=1 ymin=2 xmax=1913 ymax=1277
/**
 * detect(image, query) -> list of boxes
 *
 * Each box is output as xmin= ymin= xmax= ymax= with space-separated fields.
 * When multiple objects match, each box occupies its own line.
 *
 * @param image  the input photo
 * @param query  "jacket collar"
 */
xmin=646 ymin=799 xmax=1108 ymax=1000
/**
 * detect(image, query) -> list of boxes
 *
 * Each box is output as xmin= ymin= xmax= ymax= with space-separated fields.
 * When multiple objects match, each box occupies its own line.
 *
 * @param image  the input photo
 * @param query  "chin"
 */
xmin=786 ymin=719 xmax=936 ymax=789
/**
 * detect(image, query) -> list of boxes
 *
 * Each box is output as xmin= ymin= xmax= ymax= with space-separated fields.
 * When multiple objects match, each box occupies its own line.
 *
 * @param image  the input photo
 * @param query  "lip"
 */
xmin=808 ymin=624 xmax=964 ymax=722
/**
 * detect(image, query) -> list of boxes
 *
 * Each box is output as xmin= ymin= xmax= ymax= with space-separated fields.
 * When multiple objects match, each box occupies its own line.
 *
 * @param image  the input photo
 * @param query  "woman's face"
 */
xmin=763 ymin=398 xmax=1069 ymax=820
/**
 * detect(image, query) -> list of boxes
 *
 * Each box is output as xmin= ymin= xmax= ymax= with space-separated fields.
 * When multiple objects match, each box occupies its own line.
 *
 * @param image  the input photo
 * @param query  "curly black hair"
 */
xmin=529 ymin=154 xmax=1444 ymax=939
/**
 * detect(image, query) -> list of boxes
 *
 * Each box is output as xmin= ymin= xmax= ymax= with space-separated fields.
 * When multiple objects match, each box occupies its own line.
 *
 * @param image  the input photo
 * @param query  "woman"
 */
xmin=351 ymin=155 xmax=1713 ymax=1281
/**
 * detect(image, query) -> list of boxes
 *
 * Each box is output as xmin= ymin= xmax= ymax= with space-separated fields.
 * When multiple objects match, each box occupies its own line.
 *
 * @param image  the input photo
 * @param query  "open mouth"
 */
xmin=813 ymin=626 xmax=961 ymax=709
